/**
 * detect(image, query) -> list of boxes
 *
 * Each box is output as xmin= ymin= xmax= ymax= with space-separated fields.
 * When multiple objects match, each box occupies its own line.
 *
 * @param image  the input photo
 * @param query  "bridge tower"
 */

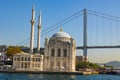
xmin=83 ymin=9 xmax=88 ymax=62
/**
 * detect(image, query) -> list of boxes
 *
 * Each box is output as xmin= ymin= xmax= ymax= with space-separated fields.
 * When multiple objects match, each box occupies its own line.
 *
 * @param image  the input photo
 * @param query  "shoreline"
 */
xmin=0 ymin=70 xmax=91 ymax=75
xmin=0 ymin=70 xmax=119 ymax=75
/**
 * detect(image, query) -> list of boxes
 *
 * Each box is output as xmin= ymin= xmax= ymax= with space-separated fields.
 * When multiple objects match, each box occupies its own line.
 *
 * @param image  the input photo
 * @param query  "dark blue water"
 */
xmin=0 ymin=73 xmax=120 ymax=80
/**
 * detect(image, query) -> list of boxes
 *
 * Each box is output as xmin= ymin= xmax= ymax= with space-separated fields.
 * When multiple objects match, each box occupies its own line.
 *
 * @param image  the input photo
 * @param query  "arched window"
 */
xmin=28 ymin=57 xmax=30 ymax=61
xmin=14 ymin=57 xmax=16 ymax=61
xmin=21 ymin=63 xmax=23 ymax=68
xmin=25 ymin=63 xmax=27 ymax=68
xmin=36 ymin=58 xmax=38 ymax=62
xmin=63 ymin=49 xmax=67 ymax=57
xmin=25 ymin=57 xmax=27 ymax=61
xmin=51 ymin=49 xmax=54 ymax=57
xmin=17 ymin=57 xmax=20 ymax=61
xmin=32 ymin=58 xmax=34 ymax=61
xmin=38 ymin=58 xmax=41 ymax=61
xmin=57 ymin=49 xmax=61 ymax=57
xmin=22 ymin=57 xmax=24 ymax=61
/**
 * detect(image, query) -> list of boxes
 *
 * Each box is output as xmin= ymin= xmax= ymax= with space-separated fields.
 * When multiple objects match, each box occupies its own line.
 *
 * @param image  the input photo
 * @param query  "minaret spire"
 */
xmin=32 ymin=3 xmax=35 ymax=20
xmin=30 ymin=4 xmax=35 ymax=53
xmin=37 ymin=11 xmax=42 ymax=53
xmin=38 ymin=11 xmax=41 ymax=27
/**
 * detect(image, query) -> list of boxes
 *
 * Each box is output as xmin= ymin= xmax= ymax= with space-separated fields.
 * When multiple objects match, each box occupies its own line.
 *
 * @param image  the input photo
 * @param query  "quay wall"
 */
xmin=0 ymin=70 xmax=84 ymax=75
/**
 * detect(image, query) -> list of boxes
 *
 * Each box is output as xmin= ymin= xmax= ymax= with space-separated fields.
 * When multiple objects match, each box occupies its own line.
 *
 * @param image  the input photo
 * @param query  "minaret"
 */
xmin=30 ymin=5 xmax=35 ymax=53
xmin=37 ymin=12 xmax=42 ymax=53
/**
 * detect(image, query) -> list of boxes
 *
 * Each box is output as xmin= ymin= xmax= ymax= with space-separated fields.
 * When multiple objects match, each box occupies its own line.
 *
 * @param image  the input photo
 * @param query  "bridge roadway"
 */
xmin=21 ymin=45 xmax=120 ymax=52
xmin=76 ymin=45 xmax=120 ymax=49
xmin=39 ymin=45 xmax=120 ymax=50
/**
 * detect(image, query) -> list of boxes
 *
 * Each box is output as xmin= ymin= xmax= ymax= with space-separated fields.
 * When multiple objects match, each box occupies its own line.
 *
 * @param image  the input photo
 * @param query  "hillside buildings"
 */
xmin=0 ymin=46 xmax=7 ymax=66
xmin=0 ymin=52 xmax=7 ymax=66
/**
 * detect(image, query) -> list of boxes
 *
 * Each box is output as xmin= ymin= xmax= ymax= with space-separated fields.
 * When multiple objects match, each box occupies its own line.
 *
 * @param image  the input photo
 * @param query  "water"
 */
xmin=0 ymin=73 xmax=120 ymax=80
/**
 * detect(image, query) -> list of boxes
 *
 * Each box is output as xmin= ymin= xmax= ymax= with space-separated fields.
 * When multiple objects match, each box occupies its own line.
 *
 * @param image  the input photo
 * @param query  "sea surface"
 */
xmin=0 ymin=73 xmax=120 ymax=80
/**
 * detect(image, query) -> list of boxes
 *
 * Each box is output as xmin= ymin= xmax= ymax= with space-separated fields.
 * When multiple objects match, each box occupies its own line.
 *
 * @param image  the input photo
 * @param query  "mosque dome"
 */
xmin=52 ymin=28 xmax=71 ymax=38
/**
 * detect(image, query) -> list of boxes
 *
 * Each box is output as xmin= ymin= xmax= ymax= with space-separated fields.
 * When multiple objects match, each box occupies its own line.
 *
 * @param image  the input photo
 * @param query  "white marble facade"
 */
xmin=13 ymin=53 xmax=43 ymax=71
xmin=13 ymin=29 xmax=76 ymax=72
xmin=43 ymin=29 xmax=76 ymax=72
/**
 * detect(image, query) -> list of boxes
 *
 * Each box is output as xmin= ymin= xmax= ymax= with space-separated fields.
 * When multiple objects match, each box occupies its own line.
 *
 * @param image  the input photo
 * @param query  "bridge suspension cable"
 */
xmin=87 ymin=9 xmax=120 ymax=47
xmin=16 ymin=10 xmax=83 ymax=46
xmin=88 ymin=9 xmax=120 ymax=22
xmin=16 ymin=9 xmax=120 ymax=48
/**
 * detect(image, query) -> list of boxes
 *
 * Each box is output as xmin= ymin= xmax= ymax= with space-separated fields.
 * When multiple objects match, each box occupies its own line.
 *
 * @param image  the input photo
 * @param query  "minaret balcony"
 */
xmin=31 ymin=20 xmax=35 ymax=24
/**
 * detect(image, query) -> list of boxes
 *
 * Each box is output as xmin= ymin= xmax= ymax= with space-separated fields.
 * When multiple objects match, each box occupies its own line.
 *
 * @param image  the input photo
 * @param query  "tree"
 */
xmin=76 ymin=62 xmax=89 ymax=70
xmin=6 ymin=46 xmax=22 ymax=57
xmin=76 ymin=61 xmax=101 ymax=71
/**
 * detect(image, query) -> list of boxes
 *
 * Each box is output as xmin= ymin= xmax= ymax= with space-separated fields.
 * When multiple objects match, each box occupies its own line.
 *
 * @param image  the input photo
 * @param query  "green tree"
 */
xmin=76 ymin=62 xmax=101 ymax=71
xmin=76 ymin=62 xmax=89 ymax=70
xmin=6 ymin=46 xmax=22 ymax=57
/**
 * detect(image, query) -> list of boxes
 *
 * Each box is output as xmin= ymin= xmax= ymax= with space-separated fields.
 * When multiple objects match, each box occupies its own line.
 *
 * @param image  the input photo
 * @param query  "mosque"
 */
xmin=44 ymin=28 xmax=76 ymax=72
xmin=12 ymin=6 xmax=76 ymax=72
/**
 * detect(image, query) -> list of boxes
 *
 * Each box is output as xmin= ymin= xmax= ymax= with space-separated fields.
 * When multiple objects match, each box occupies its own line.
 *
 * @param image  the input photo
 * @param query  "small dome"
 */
xmin=52 ymin=28 xmax=71 ymax=38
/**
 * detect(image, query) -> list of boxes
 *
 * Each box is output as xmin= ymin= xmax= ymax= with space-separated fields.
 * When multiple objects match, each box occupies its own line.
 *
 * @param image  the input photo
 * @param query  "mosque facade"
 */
xmin=43 ymin=29 xmax=76 ymax=72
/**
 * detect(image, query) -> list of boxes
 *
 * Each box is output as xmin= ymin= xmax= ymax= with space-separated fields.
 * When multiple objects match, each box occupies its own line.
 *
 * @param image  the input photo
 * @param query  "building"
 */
xmin=12 ymin=5 xmax=43 ymax=71
xmin=76 ymin=56 xmax=84 ymax=62
xmin=12 ymin=4 xmax=77 ymax=72
xmin=76 ymin=56 xmax=88 ymax=63
xmin=13 ymin=53 xmax=43 ymax=71
xmin=43 ymin=29 xmax=76 ymax=72
xmin=0 ymin=52 xmax=7 ymax=66
xmin=0 ymin=46 xmax=7 ymax=66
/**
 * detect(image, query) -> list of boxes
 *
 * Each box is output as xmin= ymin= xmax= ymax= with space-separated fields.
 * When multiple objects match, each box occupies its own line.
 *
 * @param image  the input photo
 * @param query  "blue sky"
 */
xmin=0 ymin=0 xmax=120 ymax=63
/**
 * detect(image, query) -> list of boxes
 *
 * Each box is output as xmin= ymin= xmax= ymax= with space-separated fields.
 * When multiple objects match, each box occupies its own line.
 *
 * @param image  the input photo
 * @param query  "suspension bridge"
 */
xmin=16 ymin=9 xmax=120 ymax=61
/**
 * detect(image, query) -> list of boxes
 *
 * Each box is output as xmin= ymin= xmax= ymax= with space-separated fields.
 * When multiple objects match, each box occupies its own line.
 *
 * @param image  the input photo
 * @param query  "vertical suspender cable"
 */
xmin=118 ymin=22 xmax=120 ymax=44
xmin=96 ymin=14 xmax=98 ymax=46
xmin=88 ymin=13 xmax=91 ymax=46
xmin=116 ymin=22 xmax=119 ymax=45
xmin=109 ymin=18 xmax=112 ymax=46
xmin=103 ymin=17 xmax=105 ymax=46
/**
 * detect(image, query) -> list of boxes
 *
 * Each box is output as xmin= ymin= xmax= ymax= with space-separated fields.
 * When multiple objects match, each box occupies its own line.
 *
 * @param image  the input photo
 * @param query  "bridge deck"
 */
xmin=21 ymin=46 xmax=120 ymax=51
xmin=77 ymin=46 xmax=120 ymax=49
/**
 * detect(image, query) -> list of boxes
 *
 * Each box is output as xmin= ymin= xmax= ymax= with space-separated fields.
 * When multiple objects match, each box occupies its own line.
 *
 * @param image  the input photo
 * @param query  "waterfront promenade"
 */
xmin=0 ymin=70 xmax=89 ymax=75
xmin=0 ymin=69 xmax=120 ymax=75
